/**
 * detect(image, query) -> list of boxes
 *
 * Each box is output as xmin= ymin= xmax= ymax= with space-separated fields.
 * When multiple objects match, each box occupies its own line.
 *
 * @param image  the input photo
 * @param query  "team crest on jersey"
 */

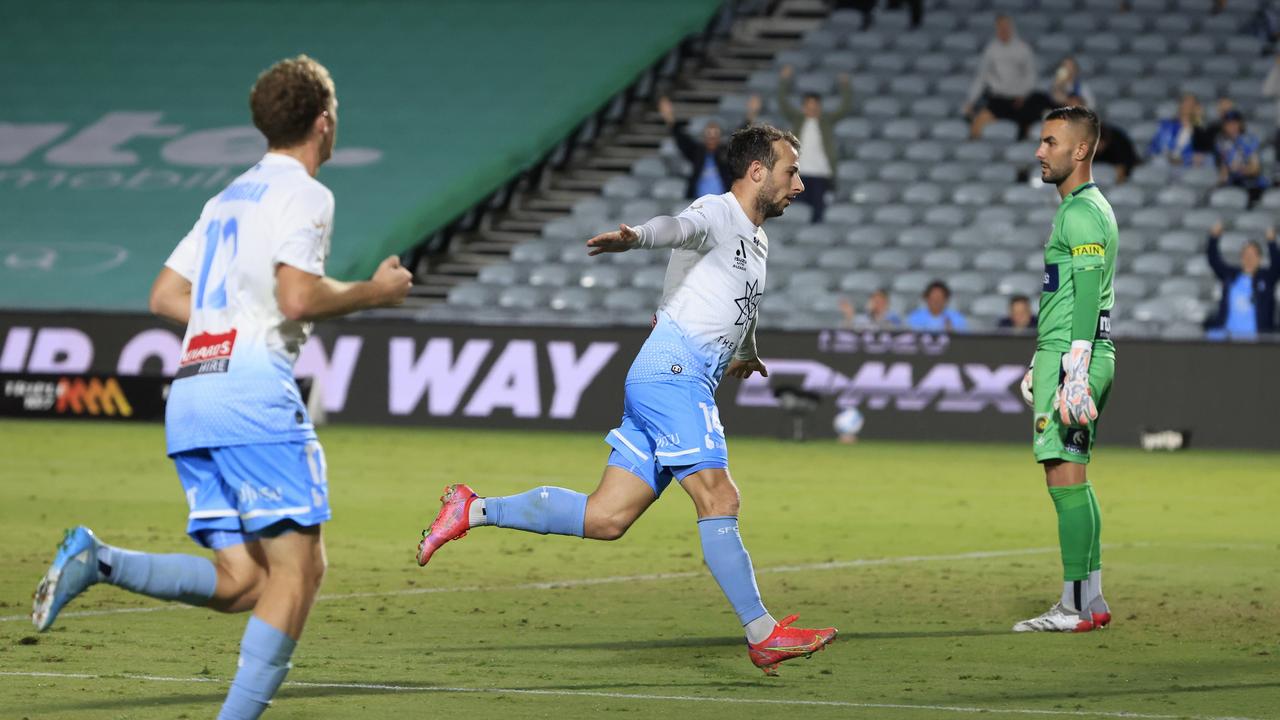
xmin=1034 ymin=414 xmax=1050 ymax=434
xmin=175 ymin=328 xmax=237 ymax=379
xmin=734 ymin=280 xmax=762 ymax=326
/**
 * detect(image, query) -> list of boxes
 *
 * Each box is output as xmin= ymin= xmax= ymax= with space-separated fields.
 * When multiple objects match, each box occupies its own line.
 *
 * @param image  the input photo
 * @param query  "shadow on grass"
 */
xmin=431 ymin=628 xmax=1009 ymax=653
xmin=430 ymin=635 xmax=744 ymax=653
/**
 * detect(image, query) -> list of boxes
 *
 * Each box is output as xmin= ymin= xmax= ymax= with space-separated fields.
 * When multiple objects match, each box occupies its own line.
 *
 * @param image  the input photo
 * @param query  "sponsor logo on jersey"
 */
xmin=1071 ymin=243 xmax=1105 ymax=257
xmin=1042 ymin=263 xmax=1060 ymax=292
xmin=175 ymin=328 xmax=237 ymax=379
xmin=1065 ymin=428 xmax=1090 ymax=454
xmin=55 ymin=377 xmax=133 ymax=417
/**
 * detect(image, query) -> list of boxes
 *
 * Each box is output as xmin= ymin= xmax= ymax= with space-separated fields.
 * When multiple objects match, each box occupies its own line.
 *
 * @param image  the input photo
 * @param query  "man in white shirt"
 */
xmin=963 ymin=15 xmax=1049 ymax=140
xmin=32 ymin=55 xmax=411 ymax=719
xmin=415 ymin=125 xmax=838 ymax=676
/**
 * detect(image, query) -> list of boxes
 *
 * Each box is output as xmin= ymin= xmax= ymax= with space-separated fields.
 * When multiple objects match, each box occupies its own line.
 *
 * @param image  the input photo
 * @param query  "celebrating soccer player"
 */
xmin=1013 ymin=106 xmax=1118 ymax=634
xmin=31 ymin=55 xmax=412 ymax=718
xmin=415 ymin=125 xmax=838 ymax=675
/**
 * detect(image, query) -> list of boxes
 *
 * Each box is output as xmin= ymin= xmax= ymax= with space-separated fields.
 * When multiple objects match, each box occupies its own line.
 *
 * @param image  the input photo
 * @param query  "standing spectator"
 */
xmin=1204 ymin=222 xmax=1280 ymax=338
xmin=998 ymin=294 xmax=1037 ymax=332
xmin=1214 ymin=109 xmax=1268 ymax=206
xmin=1050 ymin=57 xmax=1096 ymax=111
xmin=963 ymin=15 xmax=1049 ymax=140
xmin=906 ymin=280 xmax=968 ymax=332
xmin=839 ymin=288 xmax=902 ymax=330
xmin=1094 ymin=123 xmax=1140 ymax=184
xmin=776 ymin=65 xmax=853 ymax=222
xmin=658 ymin=95 xmax=760 ymax=200
xmin=1262 ymin=54 xmax=1280 ymax=163
xmin=1148 ymin=93 xmax=1206 ymax=167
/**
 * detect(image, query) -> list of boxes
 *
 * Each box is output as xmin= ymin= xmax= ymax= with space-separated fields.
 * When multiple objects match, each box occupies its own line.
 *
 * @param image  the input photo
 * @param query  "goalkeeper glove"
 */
xmin=1020 ymin=355 xmax=1034 ymax=408
xmin=1055 ymin=340 xmax=1098 ymax=426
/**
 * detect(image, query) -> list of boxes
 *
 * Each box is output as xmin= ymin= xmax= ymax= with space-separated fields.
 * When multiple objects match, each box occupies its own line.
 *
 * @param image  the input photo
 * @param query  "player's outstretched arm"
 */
xmin=588 ymin=214 xmax=709 ymax=256
xmin=149 ymin=267 xmax=193 ymax=326
xmin=586 ymin=224 xmax=640 ymax=256
xmin=276 ymin=255 xmax=412 ymax=321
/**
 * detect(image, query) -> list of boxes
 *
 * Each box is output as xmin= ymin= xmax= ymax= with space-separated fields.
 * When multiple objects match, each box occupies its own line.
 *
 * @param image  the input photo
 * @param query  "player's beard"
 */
xmin=1042 ymin=159 xmax=1073 ymax=186
xmin=755 ymin=176 xmax=788 ymax=219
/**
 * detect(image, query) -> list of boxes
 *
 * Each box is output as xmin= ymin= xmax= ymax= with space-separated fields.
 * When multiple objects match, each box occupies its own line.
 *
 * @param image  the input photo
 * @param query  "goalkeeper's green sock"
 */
xmin=1086 ymin=483 xmax=1102 ymax=573
xmin=1085 ymin=484 xmax=1108 ymax=613
xmin=1049 ymin=483 xmax=1095 ymax=612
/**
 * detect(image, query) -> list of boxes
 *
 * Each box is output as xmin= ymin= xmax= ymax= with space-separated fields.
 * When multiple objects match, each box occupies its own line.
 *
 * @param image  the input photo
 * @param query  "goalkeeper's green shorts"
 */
xmin=1031 ymin=349 xmax=1115 ymax=465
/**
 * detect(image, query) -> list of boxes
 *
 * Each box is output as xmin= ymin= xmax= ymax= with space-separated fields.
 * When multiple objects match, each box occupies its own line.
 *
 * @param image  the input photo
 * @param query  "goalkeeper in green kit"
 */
xmin=1014 ymin=106 xmax=1117 ymax=634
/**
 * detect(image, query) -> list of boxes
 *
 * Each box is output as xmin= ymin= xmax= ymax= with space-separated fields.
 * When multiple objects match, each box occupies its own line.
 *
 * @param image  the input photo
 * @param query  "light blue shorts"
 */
xmin=172 ymin=441 xmax=331 ymax=549
xmin=604 ymin=380 xmax=729 ymax=496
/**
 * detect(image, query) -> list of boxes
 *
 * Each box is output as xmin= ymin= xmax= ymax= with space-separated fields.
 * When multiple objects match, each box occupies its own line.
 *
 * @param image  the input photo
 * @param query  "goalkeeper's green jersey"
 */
xmin=1037 ymin=181 xmax=1118 ymax=358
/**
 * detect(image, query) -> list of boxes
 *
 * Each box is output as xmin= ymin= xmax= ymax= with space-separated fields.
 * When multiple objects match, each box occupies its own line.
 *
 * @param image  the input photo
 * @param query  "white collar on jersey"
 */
xmin=722 ymin=192 xmax=760 ymax=234
xmin=259 ymin=152 xmax=308 ymax=171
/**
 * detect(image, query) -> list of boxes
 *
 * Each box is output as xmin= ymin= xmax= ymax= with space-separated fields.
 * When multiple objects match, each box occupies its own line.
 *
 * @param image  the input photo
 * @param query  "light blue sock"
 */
xmin=218 ymin=615 xmax=296 ymax=720
xmin=697 ymin=516 xmax=768 ymax=625
xmin=98 ymin=545 xmax=216 ymax=605
xmin=486 ymin=486 xmax=587 ymax=537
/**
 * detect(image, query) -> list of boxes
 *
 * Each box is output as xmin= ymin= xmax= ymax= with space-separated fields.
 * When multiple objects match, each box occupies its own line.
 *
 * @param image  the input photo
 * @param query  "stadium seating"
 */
xmin=435 ymin=0 xmax=1278 ymax=339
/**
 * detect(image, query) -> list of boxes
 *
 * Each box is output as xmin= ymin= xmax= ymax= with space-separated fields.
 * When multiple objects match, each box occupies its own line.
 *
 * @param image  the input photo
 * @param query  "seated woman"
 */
xmin=1147 ymin=93 xmax=1206 ymax=167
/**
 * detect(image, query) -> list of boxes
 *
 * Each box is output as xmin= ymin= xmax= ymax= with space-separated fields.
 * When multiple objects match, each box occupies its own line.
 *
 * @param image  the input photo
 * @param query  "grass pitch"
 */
xmin=0 ymin=419 xmax=1276 ymax=719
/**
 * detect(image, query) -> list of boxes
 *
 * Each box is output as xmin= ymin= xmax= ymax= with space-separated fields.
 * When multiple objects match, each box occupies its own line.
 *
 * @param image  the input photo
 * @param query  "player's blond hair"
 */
xmin=249 ymin=55 xmax=335 ymax=149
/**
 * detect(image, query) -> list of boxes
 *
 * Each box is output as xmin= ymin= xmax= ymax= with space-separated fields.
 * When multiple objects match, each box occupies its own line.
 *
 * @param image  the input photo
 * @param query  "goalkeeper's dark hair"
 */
xmin=250 ymin=55 xmax=335 ymax=149
xmin=727 ymin=124 xmax=800 ymax=180
xmin=1044 ymin=105 xmax=1101 ymax=151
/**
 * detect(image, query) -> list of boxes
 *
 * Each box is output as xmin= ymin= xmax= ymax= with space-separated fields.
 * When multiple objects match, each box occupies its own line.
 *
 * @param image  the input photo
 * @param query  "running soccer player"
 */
xmin=415 ymin=125 xmax=837 ymax=675
xmin=31 ymin=55 xmax=412 ymax=718
xmin=1014 ymin=105 xmax=1117 ymax=633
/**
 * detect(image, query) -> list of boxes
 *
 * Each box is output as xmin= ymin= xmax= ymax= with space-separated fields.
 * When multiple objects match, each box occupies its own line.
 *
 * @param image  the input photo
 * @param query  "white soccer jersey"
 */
xmin=162 ymin=153 xmax=333 ymax=454
xmin=627 ymin=192 xmax=767 ymax=388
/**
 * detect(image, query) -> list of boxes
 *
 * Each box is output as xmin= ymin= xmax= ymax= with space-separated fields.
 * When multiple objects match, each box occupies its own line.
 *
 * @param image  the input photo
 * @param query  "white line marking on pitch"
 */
xmin=0 ymin=546 xmax=1056 ymax=624
xmin=0 ymin=670 xmax=1259 ymax=720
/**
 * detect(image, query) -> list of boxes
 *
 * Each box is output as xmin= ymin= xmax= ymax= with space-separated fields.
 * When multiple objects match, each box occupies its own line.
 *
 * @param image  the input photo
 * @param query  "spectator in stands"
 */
xmin=1148 ymin=93 xmax=1207 ymax=167
xmin=998 ymin=294 xmax=1036 ymax=333
xmin=839 ymin=288 xmax=902 ymax=331
xmin=1253 ymin=4 xmax=1279 ymax=54
xmin=1262 ymin=54 xmax=1280 ymax=163
xmin=776 ymin=65 xmax=853 ymax=223
xmin=1214 ymin=109 xmax=1268 ymax=206
xmin=1194 ymin=97 xmax=1236 ymax=155
xmin=963 ymin=15 xmax=1049 ymax=140
xmin=1094 ymin=123 xmax=1140 ymax=184
xmin=1049 ymin=57 xmax=1096 ymax=110
xmin=658 ymin=94 xmax=761 ymax=200
xmin=906 ymin=280 xmax=968 ymax=332
xmin=1205 ymin=221 xmax=1280 ymax=339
